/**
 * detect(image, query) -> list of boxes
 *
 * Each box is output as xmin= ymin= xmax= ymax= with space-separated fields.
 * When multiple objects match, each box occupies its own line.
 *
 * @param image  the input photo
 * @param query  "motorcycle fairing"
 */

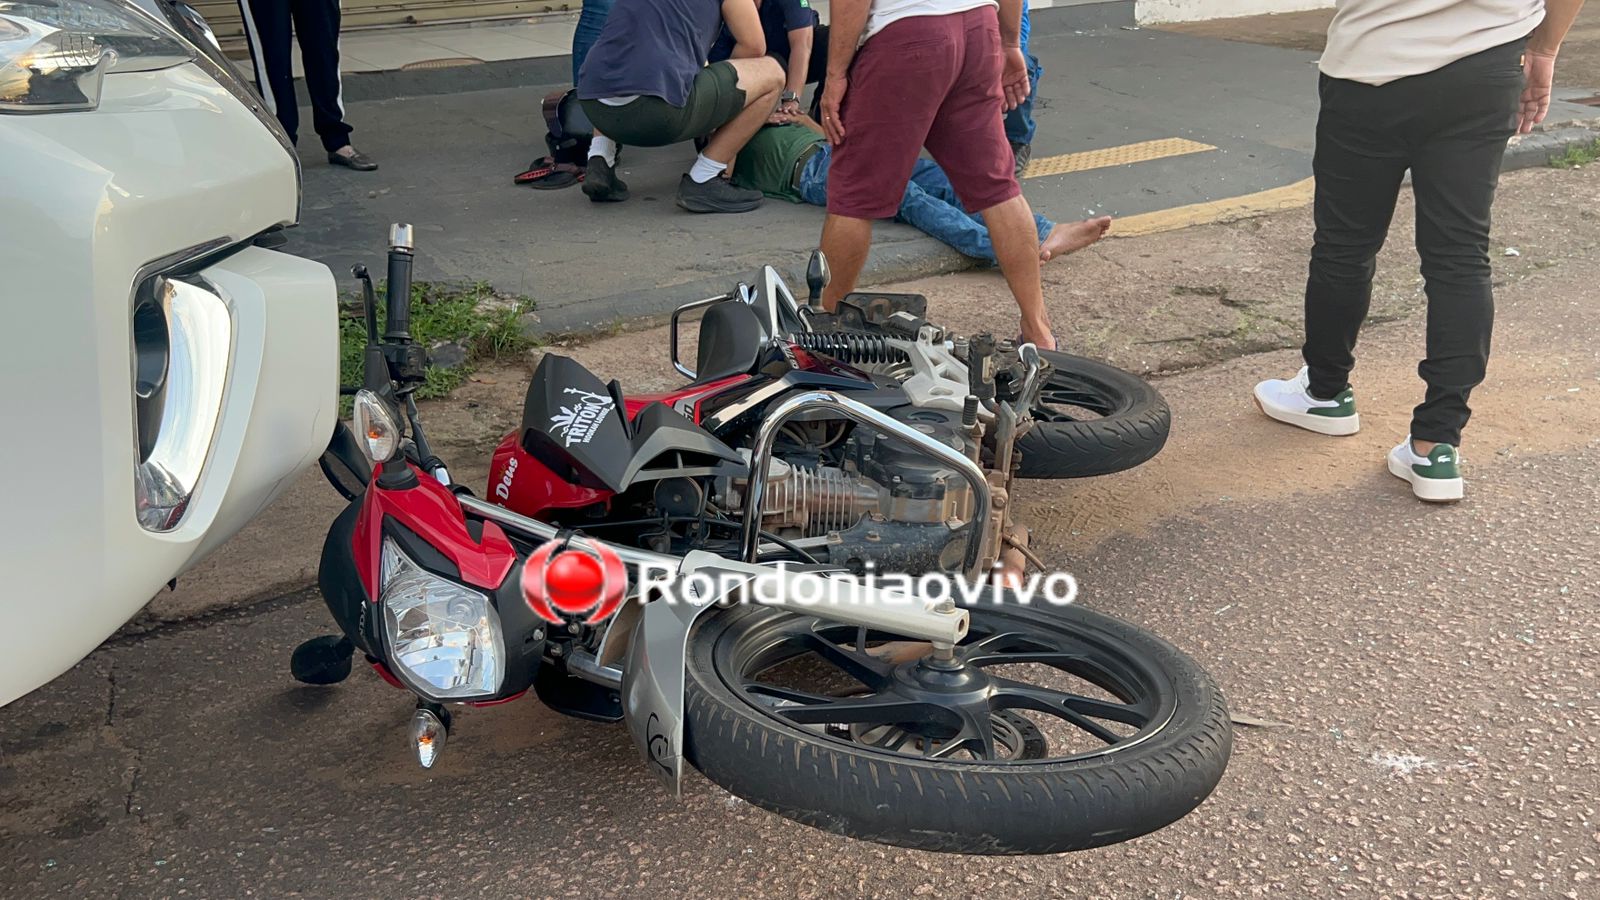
xmin=351 ymin=469 xmax=518 ymax=598
xmin=520 ymin=354 xmax=634 ymax=492
xmin=619 ymin=402 xmax=748 ymax=486
xmin=622 ymin=374 xmax=750 ymax=423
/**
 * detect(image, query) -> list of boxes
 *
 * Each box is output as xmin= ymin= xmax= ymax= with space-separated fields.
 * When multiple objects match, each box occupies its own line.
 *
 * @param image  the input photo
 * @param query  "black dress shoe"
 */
xmin=329 ymin=149 xmax=379 ymax=171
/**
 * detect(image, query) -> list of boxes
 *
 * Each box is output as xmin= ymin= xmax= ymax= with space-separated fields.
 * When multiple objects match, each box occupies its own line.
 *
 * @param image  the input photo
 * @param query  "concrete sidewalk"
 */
xmin=282 ymin=6 xmax=1600 ymax=335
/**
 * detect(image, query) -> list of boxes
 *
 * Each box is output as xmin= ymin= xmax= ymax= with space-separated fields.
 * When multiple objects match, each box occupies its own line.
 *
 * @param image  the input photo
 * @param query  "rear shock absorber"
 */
xmin=790 ymin=331 xmax=908 ymax=365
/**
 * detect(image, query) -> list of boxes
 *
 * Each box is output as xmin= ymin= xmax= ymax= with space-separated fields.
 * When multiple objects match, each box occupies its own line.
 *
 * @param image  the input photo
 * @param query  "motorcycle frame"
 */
xmin=328 ymin=241 xmax=1034 ymax=782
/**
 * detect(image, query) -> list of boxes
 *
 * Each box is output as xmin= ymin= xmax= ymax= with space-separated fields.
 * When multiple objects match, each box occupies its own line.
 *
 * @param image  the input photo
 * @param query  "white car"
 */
xmin=0 ymin=0 xmax=339 ymax=705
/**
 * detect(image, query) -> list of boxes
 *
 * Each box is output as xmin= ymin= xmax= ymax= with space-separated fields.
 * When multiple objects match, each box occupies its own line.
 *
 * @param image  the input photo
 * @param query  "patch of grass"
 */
xmin=1549 ymin=138 xmax=1600 ymax=169
xmin=339 ymin=281 xmax=536 ymax=405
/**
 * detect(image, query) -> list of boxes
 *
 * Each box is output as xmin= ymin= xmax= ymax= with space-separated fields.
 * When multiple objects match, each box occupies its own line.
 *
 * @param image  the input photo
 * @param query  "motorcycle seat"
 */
xmin=693 ymin=299 xmax=767 ymax=385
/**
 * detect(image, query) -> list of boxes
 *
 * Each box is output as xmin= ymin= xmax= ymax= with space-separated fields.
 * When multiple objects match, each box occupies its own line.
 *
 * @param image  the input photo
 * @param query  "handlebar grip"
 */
xmin=384 ymin=224 xmax=415 ymax=341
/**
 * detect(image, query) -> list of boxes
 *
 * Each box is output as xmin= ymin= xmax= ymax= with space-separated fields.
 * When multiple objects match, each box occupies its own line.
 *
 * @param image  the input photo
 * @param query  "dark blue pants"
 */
xmin=237 ymin=0 xmax=352 ymax=152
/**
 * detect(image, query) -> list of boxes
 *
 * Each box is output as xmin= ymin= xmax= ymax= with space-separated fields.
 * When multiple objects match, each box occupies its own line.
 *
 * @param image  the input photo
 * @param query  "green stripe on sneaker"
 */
xmin=1413 ymin=444 xmax=1461 ymax=480
xmin=1305 ymin=388 xmax=1357 ymax=418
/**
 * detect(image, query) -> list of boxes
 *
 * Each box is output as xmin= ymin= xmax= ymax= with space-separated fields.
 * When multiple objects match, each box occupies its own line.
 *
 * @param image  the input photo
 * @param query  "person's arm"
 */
xmin=996 ymin=0 xmax=1030 ymax=111
xmin=819 ymin=0 xmax=869 ymax=144
xmin=783 ymin=26 xmax=814 ymax=106
xmin=722 ymin=0 xmax=767 ymax=59
xmin=1520 ymin=0 xmax=1588 ymax=133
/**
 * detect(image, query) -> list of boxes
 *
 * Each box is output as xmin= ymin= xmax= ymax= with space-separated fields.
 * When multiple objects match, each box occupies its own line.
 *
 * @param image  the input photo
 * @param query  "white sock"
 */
xmin=589 ymin=135 xmax=617 ymax=166
xmin=688 ymin=154 xmax=727 ymax=184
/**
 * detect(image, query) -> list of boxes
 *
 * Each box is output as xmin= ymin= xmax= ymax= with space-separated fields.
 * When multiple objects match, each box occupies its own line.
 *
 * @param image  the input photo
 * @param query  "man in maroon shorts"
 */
xmin=818 ymin=0 xmax=1054 ymax=348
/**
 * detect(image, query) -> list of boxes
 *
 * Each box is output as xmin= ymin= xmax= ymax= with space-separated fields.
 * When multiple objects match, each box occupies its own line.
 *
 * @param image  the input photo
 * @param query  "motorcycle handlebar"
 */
xmin=384 ymin=224 xmax=415 ymax=342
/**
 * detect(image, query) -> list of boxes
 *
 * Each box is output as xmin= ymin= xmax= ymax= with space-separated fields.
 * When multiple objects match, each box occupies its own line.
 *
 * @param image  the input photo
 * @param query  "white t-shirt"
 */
xmin=864 ymin=0 xmax=999 ymax=43
xmin=1320 ymin=0 xmax=1546 ymax=86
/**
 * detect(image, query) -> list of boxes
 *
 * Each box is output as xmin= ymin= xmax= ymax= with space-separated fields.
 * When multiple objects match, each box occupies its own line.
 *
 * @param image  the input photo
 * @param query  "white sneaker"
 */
xmin=1387 ymin=437 xmax=1464 ymax=502
xmin=1252 ymin=367 xmax=1360 ymax=436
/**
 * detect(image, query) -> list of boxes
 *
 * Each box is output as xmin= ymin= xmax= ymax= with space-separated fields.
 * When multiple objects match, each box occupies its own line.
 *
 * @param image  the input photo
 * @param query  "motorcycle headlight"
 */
xmin=380 ymin=539 xmax=506 ymax=701
xmin=0 ymin=0 xmax=192 ymax=113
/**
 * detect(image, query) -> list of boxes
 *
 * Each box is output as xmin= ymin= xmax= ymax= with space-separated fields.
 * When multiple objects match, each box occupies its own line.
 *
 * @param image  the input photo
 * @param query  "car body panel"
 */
xmin=0 ymin=62 xmax=335 ymax=705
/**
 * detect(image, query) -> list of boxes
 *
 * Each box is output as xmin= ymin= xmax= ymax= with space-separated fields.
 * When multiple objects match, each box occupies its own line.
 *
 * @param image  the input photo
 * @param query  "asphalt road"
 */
xmin=5 ymin=178 xmax=1599 ymax=897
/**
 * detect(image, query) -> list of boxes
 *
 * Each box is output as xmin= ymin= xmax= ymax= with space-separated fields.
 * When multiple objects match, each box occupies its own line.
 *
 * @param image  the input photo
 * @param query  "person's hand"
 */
xmin=1002 ymin=46 xmax=1030 ymax=112
xmin=769 ymin=97 xmax=802 ymax=125
xmin=821 ymin=76 xmax=848 ymax=145
xmin=1518 ymin=51 xmax=1557 ymax=134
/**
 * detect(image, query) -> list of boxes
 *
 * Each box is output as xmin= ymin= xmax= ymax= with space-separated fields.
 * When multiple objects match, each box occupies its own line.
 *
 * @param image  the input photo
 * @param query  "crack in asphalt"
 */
xmin=103 ymin=659 xmax=117 ymax=728
xmin=108 ymin=586 xmax=323 ymax=650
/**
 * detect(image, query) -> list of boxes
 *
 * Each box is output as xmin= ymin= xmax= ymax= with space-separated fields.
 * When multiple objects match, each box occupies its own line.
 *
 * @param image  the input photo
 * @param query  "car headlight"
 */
xmin=0 ymin=0 xmax=192 ymax=113
xmin=381 ymin=538 xmax=506 ymax=701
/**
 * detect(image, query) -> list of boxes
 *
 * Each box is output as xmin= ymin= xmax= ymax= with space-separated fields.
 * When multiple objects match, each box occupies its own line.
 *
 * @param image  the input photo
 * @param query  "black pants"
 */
xmin=1303 ymin=38 xmax=1526 ymax=446
xmin=237 ymin=0 xmax=353 ymax=152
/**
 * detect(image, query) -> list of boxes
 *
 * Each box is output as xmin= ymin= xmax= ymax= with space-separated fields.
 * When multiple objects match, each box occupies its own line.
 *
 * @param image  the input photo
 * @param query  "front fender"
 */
xmin=620 ymin=551 xmax=753 ymax=796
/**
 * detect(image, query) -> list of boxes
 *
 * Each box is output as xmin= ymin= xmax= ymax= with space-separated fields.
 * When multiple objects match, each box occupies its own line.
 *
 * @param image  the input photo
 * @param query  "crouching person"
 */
xmin=577 ymin=0 xmax=785 ymax=213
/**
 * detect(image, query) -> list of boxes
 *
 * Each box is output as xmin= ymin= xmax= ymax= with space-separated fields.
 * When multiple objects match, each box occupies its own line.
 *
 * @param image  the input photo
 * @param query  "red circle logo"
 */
xmin=522 ymin=539 xmax=627 ymax=625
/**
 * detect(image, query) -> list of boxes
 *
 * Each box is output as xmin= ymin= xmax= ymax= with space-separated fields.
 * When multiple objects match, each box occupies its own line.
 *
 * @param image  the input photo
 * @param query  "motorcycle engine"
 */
xmin=713 ymin=406 xmax=978 ymax=574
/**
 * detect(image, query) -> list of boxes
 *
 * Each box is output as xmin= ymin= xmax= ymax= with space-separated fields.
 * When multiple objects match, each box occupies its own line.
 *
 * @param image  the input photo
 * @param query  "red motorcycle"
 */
xmin=297 ymin=226 xmax=1231 ymax=855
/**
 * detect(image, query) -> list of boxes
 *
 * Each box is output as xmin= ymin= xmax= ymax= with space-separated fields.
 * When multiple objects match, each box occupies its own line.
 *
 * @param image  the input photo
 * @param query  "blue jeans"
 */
xmin=572 ymin=0 xmax=614 ymax=85
xmin=799 ymin=147 xmax=1052 ymax=264
xmin=1004 ymin=6 xmax=1040 ymax=146
xmin=1004 ymin=54 xmax=1042 ymax=145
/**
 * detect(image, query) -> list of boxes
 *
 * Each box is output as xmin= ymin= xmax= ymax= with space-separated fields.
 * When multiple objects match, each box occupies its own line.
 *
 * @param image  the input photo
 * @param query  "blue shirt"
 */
xmin=708 ymin=0 xmax=817 ymax=64
xmin=576 ymin=0 xmax=724 ymax=107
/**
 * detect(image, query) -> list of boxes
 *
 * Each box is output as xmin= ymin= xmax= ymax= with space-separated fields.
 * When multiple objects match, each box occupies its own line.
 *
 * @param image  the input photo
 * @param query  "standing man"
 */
xmin=577 ymin=0 xmax=785 ymax=213
xmin=817 ymin=0 xmax=1058 ymax=349
xmin=707 ymin=0 xmax=826 ymax=123
xmin=1253 ymin=0 xmax=1587 ymax=503
xmin=237 ymin=0 xmax=378 ymax=170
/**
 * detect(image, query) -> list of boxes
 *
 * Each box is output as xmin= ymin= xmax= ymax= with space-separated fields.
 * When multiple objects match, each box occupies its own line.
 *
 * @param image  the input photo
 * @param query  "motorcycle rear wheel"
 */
xmin=1016 ymin=351 xmax=1171 ymax=479
xmin=681 ymin=595 xmax=1231 ymax=854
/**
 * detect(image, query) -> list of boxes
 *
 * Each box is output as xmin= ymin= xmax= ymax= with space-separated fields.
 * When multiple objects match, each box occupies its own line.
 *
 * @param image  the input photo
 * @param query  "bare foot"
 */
xmin=1040 ymin=216 xmax=1112 ymax=263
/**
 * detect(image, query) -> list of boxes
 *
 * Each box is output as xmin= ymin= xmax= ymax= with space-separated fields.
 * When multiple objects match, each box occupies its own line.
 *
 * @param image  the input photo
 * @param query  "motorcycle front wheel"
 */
xmin=681 ymin=595 xmax=1231 ymax=855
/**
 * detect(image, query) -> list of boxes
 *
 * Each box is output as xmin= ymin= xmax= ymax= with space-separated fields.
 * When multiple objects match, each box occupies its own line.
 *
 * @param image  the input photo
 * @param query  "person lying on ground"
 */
xmin=707 ymin=0 xmax=827 ymax=123
xmin=576 ymin=0 xmax=784 ymax=213
xmin=733 ymin=116 xmax=1111 ymax=264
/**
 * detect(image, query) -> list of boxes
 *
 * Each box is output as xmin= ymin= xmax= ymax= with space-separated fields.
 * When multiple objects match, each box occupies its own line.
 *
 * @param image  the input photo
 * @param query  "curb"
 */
xmin=529 ymin=234 xmax=976 ymax=338
xmin=1503 ymin=121 xmax=1600 ymax=171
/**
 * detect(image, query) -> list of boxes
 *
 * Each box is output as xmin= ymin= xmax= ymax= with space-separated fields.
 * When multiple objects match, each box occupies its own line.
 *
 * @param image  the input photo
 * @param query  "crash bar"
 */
xmin=738 ymin=390 xmax=992 ymax=568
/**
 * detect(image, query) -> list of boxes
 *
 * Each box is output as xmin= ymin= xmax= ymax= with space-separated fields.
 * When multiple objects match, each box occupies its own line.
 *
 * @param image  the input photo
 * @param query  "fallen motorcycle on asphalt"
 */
xmin=295 ymin=226 xmax=1232 ymax=854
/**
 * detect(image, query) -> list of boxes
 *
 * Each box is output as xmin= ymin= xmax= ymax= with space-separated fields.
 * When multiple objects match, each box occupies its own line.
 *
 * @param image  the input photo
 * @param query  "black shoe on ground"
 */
xmin=583 ymin=155 xmax=629 ymax=202
xmin=1011 ymin=141 xmax=1032 ymax=178
xmin=329 ymin=148 xmax=379 ymax=171
xmin=676 ymin=174 xmax=763 ymax=213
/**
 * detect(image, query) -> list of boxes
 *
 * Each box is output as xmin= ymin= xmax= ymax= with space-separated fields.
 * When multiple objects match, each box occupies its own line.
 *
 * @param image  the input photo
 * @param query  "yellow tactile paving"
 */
xmin=1111 ymin=177 xmax=1317 ymax=237
xmin=1021 ymin=138 xmax=1217 ymax=179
